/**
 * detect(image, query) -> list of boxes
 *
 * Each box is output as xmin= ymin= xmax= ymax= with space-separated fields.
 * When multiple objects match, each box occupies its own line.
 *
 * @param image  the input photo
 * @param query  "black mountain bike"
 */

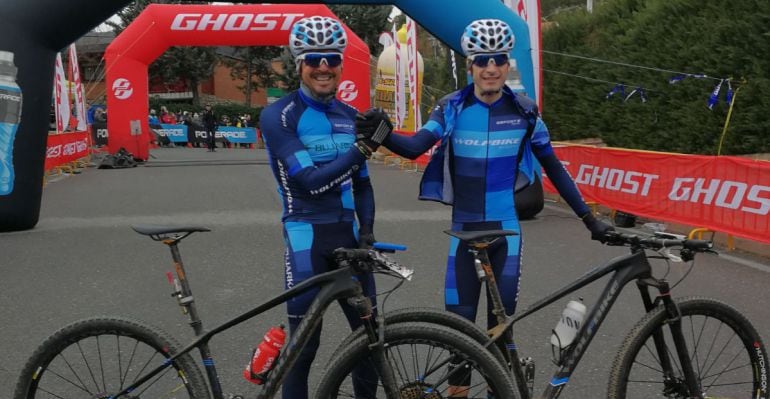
xmin=349 ymin=228 xmax=769 ymax=399
xmin=14 ymin=224 xmax=516 ymax=399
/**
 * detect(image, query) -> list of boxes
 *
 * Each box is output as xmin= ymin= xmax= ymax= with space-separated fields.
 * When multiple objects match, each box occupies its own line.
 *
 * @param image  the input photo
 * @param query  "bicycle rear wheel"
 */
xmin=315 ymin=322 xmax=517 ymax=399
xmin=608 ymin=297 xmax=769 ymax=399
xmin=14 ymin=316 xmax=210 ymax=399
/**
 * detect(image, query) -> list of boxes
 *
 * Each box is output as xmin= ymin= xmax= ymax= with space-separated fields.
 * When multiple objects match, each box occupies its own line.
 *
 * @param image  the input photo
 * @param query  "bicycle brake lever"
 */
xmin=659 ymin=247 xmax=683 ymax=263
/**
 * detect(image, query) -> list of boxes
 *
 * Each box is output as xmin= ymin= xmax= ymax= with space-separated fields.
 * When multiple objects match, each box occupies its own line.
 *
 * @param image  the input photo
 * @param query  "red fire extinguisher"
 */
xmin=243 ymin=325 xmax=286 ymax=385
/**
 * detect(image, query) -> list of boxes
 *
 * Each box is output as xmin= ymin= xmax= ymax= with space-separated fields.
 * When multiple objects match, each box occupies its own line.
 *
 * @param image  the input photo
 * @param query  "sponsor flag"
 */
xmin=394 ymin=23 xmax=405 ymax=128
xmin=53 ymin=53 xmax=71 ymax=133
xmin=725 ymin=79 xmax=734 ymax=105
xmin=68 ymin=44 xmax=88 ymax=131
xmin=406 ymin=17 xmax=421 ymax=130
xmin=668 ymin=74 xmax=686 ymax=84
xmin=708 ymin=79 xmax=723 ymax=110
xmin=606 ymin=84 xmax=625 ymax=99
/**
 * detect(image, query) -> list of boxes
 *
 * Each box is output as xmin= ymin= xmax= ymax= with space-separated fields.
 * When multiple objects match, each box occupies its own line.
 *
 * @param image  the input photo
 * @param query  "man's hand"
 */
xmin=358 ymin=232 xmax=376 ymax=249
xmin=582 ymin=213 xmax=614 ymax=242
xmin=355 ymin=108 xmax=393 ymax=151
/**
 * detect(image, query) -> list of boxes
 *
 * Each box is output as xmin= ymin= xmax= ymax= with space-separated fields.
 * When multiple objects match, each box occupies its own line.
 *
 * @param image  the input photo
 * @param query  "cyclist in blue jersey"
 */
xmin=356 ymin=19 xmax=612 ymax=396
xmin=259 ymin=16 xmax=386 ymax=399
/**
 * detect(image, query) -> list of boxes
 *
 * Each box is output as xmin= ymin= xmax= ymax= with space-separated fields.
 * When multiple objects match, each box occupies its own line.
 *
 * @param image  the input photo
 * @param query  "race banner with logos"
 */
xmin=45 ymin=132 xmax=90 ymax=171
xmin=542 ymin=145 xmax=770 ymax=244
xmin=93 ymin=123 xmax=258 ymax=145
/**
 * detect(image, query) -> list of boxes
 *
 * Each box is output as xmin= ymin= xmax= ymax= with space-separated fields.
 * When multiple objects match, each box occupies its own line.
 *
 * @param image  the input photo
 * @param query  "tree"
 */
xmin=328 ymin=5 xmax=392 ymax=56
xmin=105 ymin=0 xmax=217 ymax=106
xmin=541 ymin=0 xmax=770 ymax=155
xmin=222 ymin=46 xmax=283 ymax=107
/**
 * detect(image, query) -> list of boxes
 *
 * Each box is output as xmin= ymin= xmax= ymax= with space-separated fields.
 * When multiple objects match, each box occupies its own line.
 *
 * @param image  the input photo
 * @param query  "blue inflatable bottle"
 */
xmin=0 ymin=50 xmax=22 ymax=196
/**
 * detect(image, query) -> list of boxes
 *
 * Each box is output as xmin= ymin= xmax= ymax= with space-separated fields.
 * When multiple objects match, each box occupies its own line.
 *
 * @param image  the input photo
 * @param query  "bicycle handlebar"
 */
xmin=603 ymin=231 xmax=713 ymax=252
xmin=333 ymin=248 xmax=414 ymax=280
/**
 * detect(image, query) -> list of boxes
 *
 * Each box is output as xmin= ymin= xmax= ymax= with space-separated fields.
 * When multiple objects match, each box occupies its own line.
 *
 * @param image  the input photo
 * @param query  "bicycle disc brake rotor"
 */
xmin=399 ymin=382 xmax=443 ymax=399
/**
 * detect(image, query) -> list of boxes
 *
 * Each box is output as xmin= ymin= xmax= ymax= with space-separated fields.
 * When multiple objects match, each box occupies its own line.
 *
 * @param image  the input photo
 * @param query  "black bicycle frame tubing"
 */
xmin=258 ymin=275 xmax=363 ymax=399
xmin=637 ymin=280 xmax=679 ymax=390
xmin=540 ymin=250 xmax=653 ymax=399
xmin=109 ymin=266 xmax=361 ymax=399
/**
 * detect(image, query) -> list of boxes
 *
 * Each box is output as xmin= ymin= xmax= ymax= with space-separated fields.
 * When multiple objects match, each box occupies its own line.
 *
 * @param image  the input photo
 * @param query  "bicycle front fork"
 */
xmin=637 ymin=279 xmax=703 ymax=398
xmin=348 ymin=294 xmax=401 ymax=398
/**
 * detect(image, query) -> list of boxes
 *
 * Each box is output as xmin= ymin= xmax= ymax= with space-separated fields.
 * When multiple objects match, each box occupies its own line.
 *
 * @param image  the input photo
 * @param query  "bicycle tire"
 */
xmin=14 ymin=316 xmax=210 ymax=399
xmin=607 ymin=297 xmax=769 ymax=399
xmin=332 ymin=307 xmax=508 ymax=366
xmin=315 ymin=321 xmax=518 ymax=399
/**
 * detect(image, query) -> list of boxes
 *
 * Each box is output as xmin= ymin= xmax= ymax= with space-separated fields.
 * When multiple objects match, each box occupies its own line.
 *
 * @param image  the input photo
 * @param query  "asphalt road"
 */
xmin=1 ymin=147 xmax=768 ymax=398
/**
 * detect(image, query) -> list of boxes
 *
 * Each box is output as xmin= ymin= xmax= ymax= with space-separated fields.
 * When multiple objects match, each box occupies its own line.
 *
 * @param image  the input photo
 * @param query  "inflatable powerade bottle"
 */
xmin=0 ymin=50 xmax=22 ymax=196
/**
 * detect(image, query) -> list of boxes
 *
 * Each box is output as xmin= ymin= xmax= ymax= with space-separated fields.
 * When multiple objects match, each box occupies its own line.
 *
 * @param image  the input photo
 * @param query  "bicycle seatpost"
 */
xmin=164 ymin=240 xmax=205 ymax=337
xmin=471 ymin=246 xmax=507 ymax=327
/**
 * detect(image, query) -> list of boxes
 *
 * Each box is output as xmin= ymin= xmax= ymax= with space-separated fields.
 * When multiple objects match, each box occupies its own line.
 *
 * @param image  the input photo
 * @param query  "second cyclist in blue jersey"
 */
xmin=356 ymin=19 xmax=612 ymax=328
xmin=259 ymin=16 xmax=387 ymax=399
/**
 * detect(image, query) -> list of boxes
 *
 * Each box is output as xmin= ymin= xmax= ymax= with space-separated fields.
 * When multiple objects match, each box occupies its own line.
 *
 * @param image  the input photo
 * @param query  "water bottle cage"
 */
xmin=247 ymin=347 xmax=278 ymax=381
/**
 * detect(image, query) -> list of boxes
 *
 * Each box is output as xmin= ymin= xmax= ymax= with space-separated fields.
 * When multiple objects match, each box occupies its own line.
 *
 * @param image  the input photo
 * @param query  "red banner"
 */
xmin=45 ymin=132 xmax=90 ymax=172
xmin=542 ymin=145 xmax=770 ymax=244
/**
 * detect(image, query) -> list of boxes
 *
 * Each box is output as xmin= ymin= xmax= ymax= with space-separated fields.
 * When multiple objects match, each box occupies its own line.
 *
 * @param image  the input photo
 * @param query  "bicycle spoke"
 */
xmin=117 ymin=334 xmax=124 ymax=389
xmin=40 ymin=362 xmax=94 ymax=395
xmin=133 ymin=364 xmax=187 ymax=398
xmin=97 ymin=335 xmax=106 ymax=392
xmin=77 ymin=340 xmax=101 ymax=393
xmin=58 ymin=352 xmax=94 ymax=395
xmin=122 ymin=338 xmax=140 ymax=385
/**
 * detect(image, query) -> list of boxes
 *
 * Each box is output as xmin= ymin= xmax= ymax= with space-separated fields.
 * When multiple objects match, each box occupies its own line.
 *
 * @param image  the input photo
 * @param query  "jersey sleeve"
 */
xmin=260 ymin=104 xmax=366 ymax=195
xmin=530 ymin=117 xmax=555 ymax=158
xmin=353 ymin=162 xmax=375 ymax=230
xmin=383 ymin=101 xmax=445 ymax=159
xmin=531 ymin=118 xmax=590 ymax=217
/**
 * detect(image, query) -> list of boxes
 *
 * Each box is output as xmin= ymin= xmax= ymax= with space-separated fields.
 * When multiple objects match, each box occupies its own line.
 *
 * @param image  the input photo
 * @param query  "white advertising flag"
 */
xmin=68 ymin=44 xmax=88 ymax=131
xmin=53 ymin=53 xmax=70 ymax=133
xmin=405 ymin=17 xmax=421 ymax=130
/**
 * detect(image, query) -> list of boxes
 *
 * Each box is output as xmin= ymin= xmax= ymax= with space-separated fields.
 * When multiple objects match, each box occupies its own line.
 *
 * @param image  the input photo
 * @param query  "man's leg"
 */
xmin=445 ymin=222 xmax=486 ymax=398
xmin=281 ymin=222 xmax=325 ymax=399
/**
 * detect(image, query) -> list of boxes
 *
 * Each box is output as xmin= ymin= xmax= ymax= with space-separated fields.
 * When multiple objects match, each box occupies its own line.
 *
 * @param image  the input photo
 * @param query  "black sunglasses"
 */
xmin=299 ymin=52 xmax=343 ymax=68
xmin=471 ymin=53 xmax=510 ymax=68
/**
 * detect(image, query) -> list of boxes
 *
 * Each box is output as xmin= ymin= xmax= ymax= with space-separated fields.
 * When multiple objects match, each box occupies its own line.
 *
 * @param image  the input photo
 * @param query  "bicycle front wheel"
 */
xmin=14 ymin=316 xmax=210 ymax=399
xmin=608 ymin=297 xmax=769 ymax=399
xmin=315 ymin=322 xmax=517 ymax=399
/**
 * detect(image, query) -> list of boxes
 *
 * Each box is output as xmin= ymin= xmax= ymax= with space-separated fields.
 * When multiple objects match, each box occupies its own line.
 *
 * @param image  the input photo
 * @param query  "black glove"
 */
xmin=582 ymin=213 xmax=614 ymax=242
xmin=358 ymin=226 xmax=376 ymax=249
xmin=355 ymin=108 xmax=393 ymax=151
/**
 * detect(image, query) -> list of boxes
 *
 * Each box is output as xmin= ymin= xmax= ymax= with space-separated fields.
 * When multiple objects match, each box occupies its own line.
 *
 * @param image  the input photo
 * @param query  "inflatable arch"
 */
xmin=106 ymin=4 xmax=371 ymax=160
xmin=0 ymin=0 xmax=533 ymax=232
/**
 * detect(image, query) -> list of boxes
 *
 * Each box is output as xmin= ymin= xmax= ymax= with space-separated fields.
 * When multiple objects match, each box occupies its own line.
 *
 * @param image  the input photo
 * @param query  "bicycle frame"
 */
xmin=482 ymin=247 xmax=698 ymax=399
xmin=111 ymin=240 xmax=380 ymax=399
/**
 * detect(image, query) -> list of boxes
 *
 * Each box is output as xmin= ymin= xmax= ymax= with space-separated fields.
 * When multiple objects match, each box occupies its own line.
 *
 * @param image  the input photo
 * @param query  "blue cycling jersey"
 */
xmin=259 ymin=90 xmax=373 ymax=226
xmin=385 ymin=85 xmax=590 ymax=222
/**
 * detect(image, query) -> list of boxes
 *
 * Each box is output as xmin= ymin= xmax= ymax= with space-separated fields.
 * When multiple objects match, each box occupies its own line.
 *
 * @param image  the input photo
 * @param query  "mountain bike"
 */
xmin=14 ymin=224 xmax=516 ymax=399
xmin=336 ymin=228 xmax=769 ymax=399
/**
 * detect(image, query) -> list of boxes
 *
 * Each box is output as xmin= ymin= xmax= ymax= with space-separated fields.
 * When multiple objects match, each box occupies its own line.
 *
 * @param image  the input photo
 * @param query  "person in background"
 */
xmin=259 ymin=15 xmax=385 ymax=399
xmin=201 ymin=104 xmax=217 ymax=152
xmin=355 ymin=18 xmax=613 ymax=397
xmin=148 ymin=109 xmax=160 ymax=125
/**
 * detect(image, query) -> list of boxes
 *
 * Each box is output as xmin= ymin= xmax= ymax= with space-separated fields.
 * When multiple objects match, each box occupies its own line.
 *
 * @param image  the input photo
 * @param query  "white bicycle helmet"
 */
xmin=289 ymin=16 xmax=348 ymax=58
xmin=461 ymin=19 xmax=515 ymax=57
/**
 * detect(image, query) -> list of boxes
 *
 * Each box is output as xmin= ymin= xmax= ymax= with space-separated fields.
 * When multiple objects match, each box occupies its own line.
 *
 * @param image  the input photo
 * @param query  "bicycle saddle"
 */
xmin=132 ymin=224 xmax=211 ymax=237
xmin=443 ymin=229 xmax=519 ymax=244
